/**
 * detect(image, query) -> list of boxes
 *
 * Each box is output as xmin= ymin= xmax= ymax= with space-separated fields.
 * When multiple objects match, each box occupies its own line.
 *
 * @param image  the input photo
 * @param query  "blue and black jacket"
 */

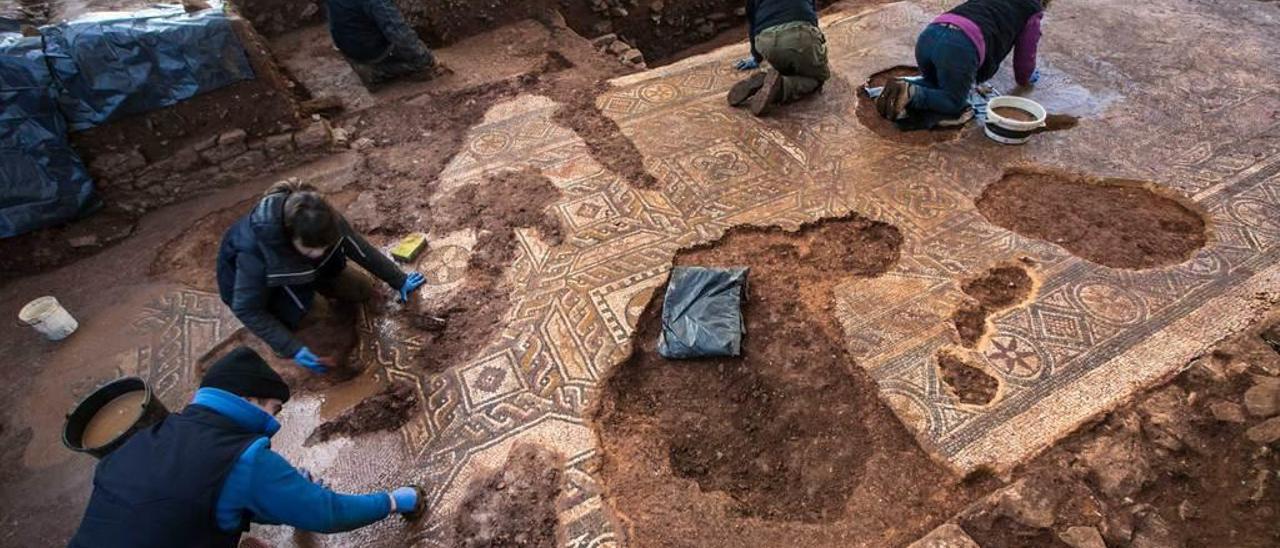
xmin=70 ymin=388 xmax=395 ymax=548
xmin=216 ymin=187 xmax=407 ymax=357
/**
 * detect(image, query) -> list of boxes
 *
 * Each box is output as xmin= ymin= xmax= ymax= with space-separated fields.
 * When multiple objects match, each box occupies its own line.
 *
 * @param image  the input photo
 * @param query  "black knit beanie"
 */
xmin=200 ymin=347 xmax=291 ymax=403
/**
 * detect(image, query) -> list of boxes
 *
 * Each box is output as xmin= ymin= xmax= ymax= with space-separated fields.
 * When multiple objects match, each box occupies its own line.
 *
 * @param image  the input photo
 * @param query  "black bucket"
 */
xmin=63 ymin=377 xmax=169 ymax=459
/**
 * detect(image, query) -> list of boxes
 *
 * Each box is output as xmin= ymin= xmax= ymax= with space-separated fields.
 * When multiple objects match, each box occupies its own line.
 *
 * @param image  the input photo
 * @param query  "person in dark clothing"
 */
xmin=216 ymin=180 xmax=426 ymax=373
xmin=326 ymin=0 xmax=436 ymax=86
xmin=728 ymin=0 xmax=829 ymax=116
xmin=877 ymin=0 xmax=1049 ymax=126
xmin=70 ymin=347 xmax=426 ymax=548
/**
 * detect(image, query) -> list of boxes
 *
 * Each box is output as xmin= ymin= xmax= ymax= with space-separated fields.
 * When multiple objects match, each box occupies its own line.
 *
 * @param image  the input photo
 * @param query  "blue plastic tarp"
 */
xmin=43 ymin=5 xmax=256 ymax=130
xmin=657 ymin=266 xmax=748 ymax=359
xmin=0 ymin=33 xmax=98 ymax=238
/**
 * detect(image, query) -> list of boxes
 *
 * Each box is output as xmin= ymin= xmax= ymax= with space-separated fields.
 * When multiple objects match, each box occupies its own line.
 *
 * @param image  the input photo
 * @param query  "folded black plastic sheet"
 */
xmin=657 ymin=266 xmax=748 ymax=359
xmin=43 ymin=4 xmax=255 ymax=130
xmin=0 ymin=33 xmax=98 ymax=238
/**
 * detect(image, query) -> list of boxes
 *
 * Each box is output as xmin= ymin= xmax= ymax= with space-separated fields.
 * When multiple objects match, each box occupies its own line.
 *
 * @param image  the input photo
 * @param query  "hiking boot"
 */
xmin=727 ymin=72 xmax=767 ymax=107
xmin=749 ymin=69 xmax=783 ymax=116
xmin=875 ymin=79 xmax=913 ymax=120
xmin=936 ymin=106 xmax=974 ymax=127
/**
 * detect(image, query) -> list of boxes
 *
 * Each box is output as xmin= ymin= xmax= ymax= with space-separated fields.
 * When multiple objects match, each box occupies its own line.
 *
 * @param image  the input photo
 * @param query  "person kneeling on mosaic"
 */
xmin=70 ymin=347 xmax=426 ymax=547
xmin=327 ymin=0 xmax=438 ymax=87
xmin=217 ymin=179 xmax=427 ymax=375
xmin=876 ymin=0 xmax=1050 ymax=128
xmin=728 ymin=0 xmax=831 ymax=116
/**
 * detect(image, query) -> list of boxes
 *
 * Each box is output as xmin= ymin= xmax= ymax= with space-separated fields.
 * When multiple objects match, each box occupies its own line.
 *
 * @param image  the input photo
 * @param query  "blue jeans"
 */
xmin=909 ymin=24 xmax=979 ymax=116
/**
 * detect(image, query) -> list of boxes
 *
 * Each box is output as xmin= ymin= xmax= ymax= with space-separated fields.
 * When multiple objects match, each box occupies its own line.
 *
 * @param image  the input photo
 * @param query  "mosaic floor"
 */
xmin=70 ymin=0 xmax=1280 ymax=545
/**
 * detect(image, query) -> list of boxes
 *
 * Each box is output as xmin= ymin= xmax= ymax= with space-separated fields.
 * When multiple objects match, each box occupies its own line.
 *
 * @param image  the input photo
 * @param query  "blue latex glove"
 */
xmin=398 ymin=272 xmax=426 ymax=303
xmin=390 ymin=486 xmax=419 ymax=514
xmin=292 ymin=347 xmax=330 ymax=374
xmin=734 ymin=57 xmax=759 ymax=71
xmin=1028 ymin=69 xmax=1041 ymax=85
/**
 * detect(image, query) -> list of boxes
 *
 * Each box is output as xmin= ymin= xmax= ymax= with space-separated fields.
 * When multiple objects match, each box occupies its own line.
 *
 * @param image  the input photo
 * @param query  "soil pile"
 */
xmin=977 ymin=169 xmax=1207 ymax=269
xmin=305 ymin=381 xmax=418 ymax=446
xmin=957 ymin=316 xmax=1280 ymax=547
xmin=857 ymin=66 xmax=963 ymax=146
xmin=454 ymin=443 xmax=564 ymax=548
xmin=596 ymin=217 xmax=997 ymax=545
xmin=951 ymin=264 xmax=1033 ymax=347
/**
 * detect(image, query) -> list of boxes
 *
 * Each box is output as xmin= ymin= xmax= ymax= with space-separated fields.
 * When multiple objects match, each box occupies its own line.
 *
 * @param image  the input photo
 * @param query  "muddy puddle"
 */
xmin=977 ymin=169 xmax=1207 ymax=269
xmin=595 ymin=216 xmax=996 ymax=546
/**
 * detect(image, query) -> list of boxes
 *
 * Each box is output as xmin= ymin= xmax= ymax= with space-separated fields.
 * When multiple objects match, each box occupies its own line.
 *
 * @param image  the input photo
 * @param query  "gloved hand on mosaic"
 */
xmin=734 ymin=57 xmax=760 ymax=71
xmin=390 ymin=485 xmax=428 ymax=520
xmin=293 ymin=347 xmax=331 ymax=374
xmin=398 ymin=272 xmax=426 ymax=303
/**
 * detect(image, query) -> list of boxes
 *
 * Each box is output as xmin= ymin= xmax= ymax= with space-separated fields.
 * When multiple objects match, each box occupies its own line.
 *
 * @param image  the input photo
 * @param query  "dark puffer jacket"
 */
xmin=215 ymin=187 xmax=406 ymax=357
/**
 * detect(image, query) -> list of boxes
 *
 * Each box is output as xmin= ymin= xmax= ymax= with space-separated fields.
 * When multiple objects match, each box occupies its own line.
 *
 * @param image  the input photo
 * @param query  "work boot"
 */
xmin=727 ymin=72 xmax=767 ymax=107
xmin=875 ymin=79 xmax=913 ymax=120
xmin=749 ymin=69 xmax=783 ymax=116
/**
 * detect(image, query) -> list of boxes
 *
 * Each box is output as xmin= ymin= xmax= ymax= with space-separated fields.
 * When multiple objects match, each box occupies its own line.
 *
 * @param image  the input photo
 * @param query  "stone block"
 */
xmin=90 ymin=149 xmax=146 ymax=178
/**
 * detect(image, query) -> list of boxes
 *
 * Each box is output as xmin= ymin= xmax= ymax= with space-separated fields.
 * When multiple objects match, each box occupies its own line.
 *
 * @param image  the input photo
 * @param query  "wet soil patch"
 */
xmin=952 ymin=264 xmax=1034 ymax=347
xmin=1044 ymin=113 xmax=1080 ymax=132
xmin=976 ymin=169 xmax=1207 ymax=269
xmin=857 ymin=66 xmax=963 ymax=146
xmin=406 ymin=168 xmax=564 ymax=371
xmin=596 ymin=216 xmax=996 ymax=544
xmin=958 ymin=315 xmax=1280 ymax=548
xmin=149 ymin=198 xmax=254 ymax=291
xmin=454 ymin=443 xmax=564 ymax=548
xmin=305 ymin=381 xmax=418 ymax=446
xmin=937 ymin=351 xmax=999 ymax=406
xmin=0 ymin=208 xmax=136 ymax=284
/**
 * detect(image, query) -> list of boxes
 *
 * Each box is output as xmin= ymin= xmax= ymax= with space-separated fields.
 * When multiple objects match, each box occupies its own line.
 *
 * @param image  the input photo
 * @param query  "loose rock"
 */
xmin=1059 ymin=526 xmax=1106 ymax=548
xmin=1246 ymin=416 xmax=1280 ymax=444
xmin=1208 ymin=400 xmax=1246 ymax=423
xmin=907 ymin=523 xmax=980 ymax=548
xmin=1244 ymin=377 xmax=1280 ymax=417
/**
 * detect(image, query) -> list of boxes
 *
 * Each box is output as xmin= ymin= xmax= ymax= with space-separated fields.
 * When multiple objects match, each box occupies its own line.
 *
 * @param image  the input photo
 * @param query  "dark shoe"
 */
xmin=749 ymin=70 xmax=783 ymax=116
xmin=727 ymin=72 xmax=767 ymax=107
xmin=875 ymin=79 xmax=913 ymax=120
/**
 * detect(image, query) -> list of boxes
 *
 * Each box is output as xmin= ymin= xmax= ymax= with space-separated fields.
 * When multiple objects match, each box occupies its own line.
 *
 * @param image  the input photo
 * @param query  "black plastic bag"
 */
xmin=657 ymin=266 xmax=747 ymax=359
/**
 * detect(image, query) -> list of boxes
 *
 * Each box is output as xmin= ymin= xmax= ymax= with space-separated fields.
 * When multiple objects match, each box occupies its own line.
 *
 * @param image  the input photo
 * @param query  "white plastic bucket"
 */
xmin=984 ymin=96 xmax=1048 ymax=145
xmin=19 ymin=296 xmax=79 ymax=341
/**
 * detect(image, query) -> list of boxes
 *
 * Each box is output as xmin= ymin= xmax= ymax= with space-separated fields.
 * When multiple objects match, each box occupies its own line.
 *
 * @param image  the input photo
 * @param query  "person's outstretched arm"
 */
xmin=339 ymin=222 xmax=409 ymax=290
xmin=230 ymin=253 xmax=304 ymax=358
xmin=243 ymin=443 xmax=394 ymax=533
xmin=1013 ymin=11 xmax=1043 ymax=86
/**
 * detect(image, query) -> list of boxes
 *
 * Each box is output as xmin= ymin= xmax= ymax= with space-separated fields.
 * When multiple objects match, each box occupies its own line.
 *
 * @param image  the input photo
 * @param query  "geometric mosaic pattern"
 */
xmin=115 ymin=1 xmax=1280 ymax=545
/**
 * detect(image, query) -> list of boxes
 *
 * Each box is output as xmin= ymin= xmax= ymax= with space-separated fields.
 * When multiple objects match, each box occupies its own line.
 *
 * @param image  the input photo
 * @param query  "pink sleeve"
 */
xmin=1014 ymin=12 xmax=1043 ymax=86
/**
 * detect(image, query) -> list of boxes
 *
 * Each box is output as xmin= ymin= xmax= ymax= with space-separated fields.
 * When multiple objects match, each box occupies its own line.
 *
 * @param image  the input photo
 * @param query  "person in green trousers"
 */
xmin=728 ymin=0 xmax=830 ymax=116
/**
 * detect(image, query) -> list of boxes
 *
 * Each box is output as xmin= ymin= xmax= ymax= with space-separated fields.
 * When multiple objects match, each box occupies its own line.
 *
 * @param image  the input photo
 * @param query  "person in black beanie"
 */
xmin=71 ymin=347 xmax=426 ymax=548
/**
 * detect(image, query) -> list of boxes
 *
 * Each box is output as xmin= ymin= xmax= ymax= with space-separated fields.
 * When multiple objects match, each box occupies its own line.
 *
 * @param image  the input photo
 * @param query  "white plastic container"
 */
xmin=19 ymin=296 xmax=79 ymax=341
xmin=984 ymin=96 xmax=1048 ymax=145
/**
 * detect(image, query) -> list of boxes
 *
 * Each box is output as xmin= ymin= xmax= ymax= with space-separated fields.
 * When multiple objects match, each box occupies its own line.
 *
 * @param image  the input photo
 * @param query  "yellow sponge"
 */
xmin=390 ymin=233 xmax=428 ymax=262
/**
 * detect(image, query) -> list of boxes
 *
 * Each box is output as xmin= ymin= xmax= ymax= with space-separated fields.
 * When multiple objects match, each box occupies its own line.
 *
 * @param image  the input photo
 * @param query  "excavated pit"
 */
xmin=596 ymin=216 xmax=996 ymax=545
xmin=977 ymin=169 xmax=1207 ymax=269
xmin=951 ymin=264 xmax=1034 ymax=347
xmin=453 ymin=444 xmax=564 ymax=548
xmin=857 ymin=66 xmax=963 ymax=146
xmin=937 ymin=351 xmax=1000 ymax=406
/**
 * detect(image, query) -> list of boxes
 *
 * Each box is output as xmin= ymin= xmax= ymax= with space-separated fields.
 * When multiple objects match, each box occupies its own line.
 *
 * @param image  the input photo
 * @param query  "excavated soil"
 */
xmin=857 ymin=66 xmax=963 ymax=146
xmin=150 ymin=198 xmax=254 ymax=291
xmin=952 ymin=264 xmax=1034 ymax=347
xmin=977 ymin=169 xmax=1207 ymax=269
xmin=398 ymin=0 xmax=857 ymax=65
xmin=957 ymin=314 xmax=1280 ymax=547
xmin=405 ymin=168 xmax=564 ymax=371
xmin=305 ymin=381 xmax=418 ymax=446
xmin=597 ymin=217 xmax=998 ymax=545
xmin=937 ymin=351 xmax=999 ymax=406
xmin=454 ymin=444 xmax=564 ymax=548
xmin=551 ymin=83 xmax=658 ymax=189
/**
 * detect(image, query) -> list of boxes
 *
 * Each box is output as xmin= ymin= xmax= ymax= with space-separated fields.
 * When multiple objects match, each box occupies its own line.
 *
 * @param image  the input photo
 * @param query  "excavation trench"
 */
xmin=595 ymin=216 xmax=995 ymax=546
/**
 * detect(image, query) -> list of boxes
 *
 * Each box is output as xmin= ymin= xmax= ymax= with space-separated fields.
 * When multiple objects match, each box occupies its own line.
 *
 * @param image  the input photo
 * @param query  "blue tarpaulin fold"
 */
xmin=657 ymin=266 xmax=748 ymax=359
xmin=44 ymin=4 xmax=255 ymax=130
xmin=0 ymin=33 xmax=98 ymax=238
xmin=0 ymin=3 xmax=254 ymax=237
